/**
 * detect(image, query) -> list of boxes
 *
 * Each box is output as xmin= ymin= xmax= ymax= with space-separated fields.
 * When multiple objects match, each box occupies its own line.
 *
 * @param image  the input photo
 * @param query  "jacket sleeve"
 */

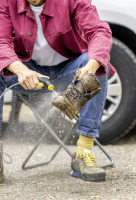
xmin=71 ymin=0 xmax=112 ymax=75
xmin=0 ymin=1 xmax=21 ymax=75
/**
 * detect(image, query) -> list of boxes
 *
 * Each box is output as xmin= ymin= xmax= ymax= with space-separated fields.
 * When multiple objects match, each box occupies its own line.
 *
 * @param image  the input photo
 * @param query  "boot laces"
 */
xmin=0 ymin=151 xmax=12 ymax=164
xmin=80 ymin=152 xmax=96 ymax=167
xmin=65 ymin=79 xmax=90 ymax=101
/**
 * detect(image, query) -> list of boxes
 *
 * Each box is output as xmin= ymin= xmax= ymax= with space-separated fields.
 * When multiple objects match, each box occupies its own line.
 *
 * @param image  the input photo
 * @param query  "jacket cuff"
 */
xmin=2 ymin=68 xmax=14 ymax=77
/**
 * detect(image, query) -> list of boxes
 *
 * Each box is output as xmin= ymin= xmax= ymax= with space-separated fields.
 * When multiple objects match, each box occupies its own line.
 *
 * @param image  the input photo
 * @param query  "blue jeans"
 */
xmin=0 ymin=52 xmax=109 ymax=137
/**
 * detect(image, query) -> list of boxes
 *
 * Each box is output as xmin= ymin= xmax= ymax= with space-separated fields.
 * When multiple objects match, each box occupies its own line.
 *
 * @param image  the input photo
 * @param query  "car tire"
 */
xmin=98 ymin=38 xmax=136 ymax=144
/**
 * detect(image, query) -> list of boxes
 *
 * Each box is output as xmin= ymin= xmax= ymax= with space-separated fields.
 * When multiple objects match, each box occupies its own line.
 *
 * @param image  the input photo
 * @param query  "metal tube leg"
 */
xmin=22 ymin=117 xmax=78 ymax=170
xmin=19 ymin=94 xmax=72 ymax=157
xmin=20 ymin=93 xmax=79 ymax=170
xmin=94 ymin=138 xmax=114 ymax=168
xmin=22 ymin=120 xmax=78 ymax=170
xmin=19 ymin=93 xmax=114 ymax=170
xmin=22 ymin=130 xmax=46 ymax=169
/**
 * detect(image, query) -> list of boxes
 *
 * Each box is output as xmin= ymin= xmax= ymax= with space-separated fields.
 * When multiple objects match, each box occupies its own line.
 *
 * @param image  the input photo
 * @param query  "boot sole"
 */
xmin=0 ymin=174 xmax=4 ymax=183
xmin=71 ymin=170 xmax=106 ymax=182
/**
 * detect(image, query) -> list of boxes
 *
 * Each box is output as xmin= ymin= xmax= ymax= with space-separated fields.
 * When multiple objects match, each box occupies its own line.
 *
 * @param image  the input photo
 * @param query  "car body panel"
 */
xmin=92 ymin=0 xmax=136 ymax=33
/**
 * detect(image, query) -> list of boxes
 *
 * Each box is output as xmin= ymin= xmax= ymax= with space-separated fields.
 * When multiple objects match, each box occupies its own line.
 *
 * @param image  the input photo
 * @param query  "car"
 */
xmin=3 ymin=0 xmax=136 ymax=144
xmin=92 ymin=0 xmax=136 ymax=144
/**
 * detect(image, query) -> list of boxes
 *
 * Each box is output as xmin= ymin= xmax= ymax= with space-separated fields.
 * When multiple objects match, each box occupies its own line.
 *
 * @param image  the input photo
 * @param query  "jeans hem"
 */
xmin=77 ymin=129 xmax=99 ymax=138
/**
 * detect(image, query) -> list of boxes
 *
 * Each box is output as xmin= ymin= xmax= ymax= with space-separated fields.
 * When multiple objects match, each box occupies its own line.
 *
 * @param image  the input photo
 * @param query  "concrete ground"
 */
xmin=0 ymin=104 xmax=136 ymax=200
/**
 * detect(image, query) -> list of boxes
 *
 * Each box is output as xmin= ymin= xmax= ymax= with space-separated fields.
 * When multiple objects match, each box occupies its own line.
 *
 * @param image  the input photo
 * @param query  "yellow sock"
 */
xmin=76 ymin=134 xmax=94 ymax=157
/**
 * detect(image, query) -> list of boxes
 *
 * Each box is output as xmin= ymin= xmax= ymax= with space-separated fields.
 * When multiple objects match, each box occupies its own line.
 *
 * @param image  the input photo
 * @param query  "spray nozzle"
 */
xmin=38 ymin=77 xmax=54 ymax=90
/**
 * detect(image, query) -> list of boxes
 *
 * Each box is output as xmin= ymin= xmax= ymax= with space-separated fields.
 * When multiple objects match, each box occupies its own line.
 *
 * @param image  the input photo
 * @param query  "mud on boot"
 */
xmin=52 ymin=73 xmax=101 ymax=119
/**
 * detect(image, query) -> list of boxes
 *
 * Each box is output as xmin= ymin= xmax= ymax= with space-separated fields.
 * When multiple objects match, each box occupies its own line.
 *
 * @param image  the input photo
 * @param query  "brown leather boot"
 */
xmin=52 ymin=73 xmax=101 ymax=119
xmin=0 ymin=141 xmax=4 ymax=183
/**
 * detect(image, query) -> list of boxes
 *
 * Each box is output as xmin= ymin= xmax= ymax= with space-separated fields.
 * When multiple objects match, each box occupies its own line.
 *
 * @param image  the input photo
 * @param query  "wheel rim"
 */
xmin=102 ymin=72 xmax=122 ymax=122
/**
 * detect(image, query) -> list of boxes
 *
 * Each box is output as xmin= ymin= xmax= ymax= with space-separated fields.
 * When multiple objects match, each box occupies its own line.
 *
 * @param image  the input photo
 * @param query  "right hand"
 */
xmin=17 ymin=69 xmax=49 ymax=90
xmin=6 ymin=61 xmax=49 ymax=90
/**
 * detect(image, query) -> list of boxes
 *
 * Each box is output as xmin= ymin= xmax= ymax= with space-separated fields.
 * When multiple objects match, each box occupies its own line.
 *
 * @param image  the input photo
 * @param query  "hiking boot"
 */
xmin=0 ymin=141 xmax=4 ymax=183
xmin=71 ymin=150 xmax=106 ymax=181
xmin=52 ymin=73 xmax=101 ymax=120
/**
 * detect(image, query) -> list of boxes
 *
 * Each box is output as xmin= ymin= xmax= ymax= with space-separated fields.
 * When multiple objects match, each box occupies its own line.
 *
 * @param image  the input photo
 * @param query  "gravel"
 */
xmin=0 ymin=128 xmax=136 ymax=200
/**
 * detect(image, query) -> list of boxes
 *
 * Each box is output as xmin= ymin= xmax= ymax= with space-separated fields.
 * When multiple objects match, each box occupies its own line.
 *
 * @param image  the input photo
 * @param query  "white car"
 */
xmin=92 ymin=0 xmax=136 ymax=143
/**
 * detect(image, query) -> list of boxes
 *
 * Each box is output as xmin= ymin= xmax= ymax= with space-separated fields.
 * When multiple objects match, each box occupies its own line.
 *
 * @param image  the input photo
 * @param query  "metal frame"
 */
xmin=11 ymin=93 xmax=114 ymax=170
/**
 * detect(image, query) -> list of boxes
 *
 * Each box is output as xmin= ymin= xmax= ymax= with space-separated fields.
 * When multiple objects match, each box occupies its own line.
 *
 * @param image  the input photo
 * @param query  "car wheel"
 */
xmin=98 ymin=38 xmax=136 ymax=144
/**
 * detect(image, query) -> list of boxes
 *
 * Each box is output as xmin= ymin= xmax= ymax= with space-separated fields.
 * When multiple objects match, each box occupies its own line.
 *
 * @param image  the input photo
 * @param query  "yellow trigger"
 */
xmin=40 ymin=83 xmax=44 ymax=87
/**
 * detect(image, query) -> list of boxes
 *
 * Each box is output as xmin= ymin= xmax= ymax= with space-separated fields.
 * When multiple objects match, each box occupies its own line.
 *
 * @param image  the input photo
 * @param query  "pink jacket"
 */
xmin=0 ymin=0 xmax=115 ymax=77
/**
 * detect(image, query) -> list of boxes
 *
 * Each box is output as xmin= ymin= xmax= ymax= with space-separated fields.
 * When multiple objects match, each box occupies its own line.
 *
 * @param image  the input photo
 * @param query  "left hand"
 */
xmin=78 ymin=59 xmax=101 ymax=79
